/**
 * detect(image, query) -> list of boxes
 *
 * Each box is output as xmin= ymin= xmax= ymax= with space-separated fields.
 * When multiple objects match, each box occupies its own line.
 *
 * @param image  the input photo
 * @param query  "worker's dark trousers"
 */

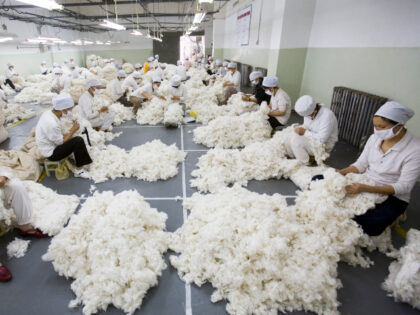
xmin=311 ymin=175 xmax=408 ymax=236
xmin=268 ymin=116 xmax=283 ymax=130
xmin=117 ymin=93 xmax=133 ymax=107
xmin=4 ymin=79 xmax=15 ymax=90
xmin=48 ymin=136 xmax=92 ymax=167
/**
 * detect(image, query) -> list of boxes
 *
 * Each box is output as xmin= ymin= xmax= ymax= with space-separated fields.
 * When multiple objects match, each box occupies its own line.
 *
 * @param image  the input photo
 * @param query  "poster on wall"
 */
xmin=236 ymin=5 xmax=252 ymax=46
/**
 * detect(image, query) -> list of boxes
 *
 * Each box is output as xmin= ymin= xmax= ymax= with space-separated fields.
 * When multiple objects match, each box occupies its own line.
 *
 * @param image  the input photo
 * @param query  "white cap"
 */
xmin=69 ymin=63 xmax=76 ymax=68
xmin=135 ymin=63 xmax=142 ymax=69
xmin=117 ymin=70 xmax=126 ymax=78
xmin=152 ymin=75 xmax=162 ymax=83
xmin=295 ymin=95 xmax=316 ymax=117
xmin=52 ymin=93 xmax=74 ymax=110
xmin=223 ymin=61 xmax=228 ymax=67
xmin=155 ymin=54 xmax=159 ymax=59
xmin=249 ymin=71 xmax=263 ymax=81
xmin=160 ymin=63 xmax=167 ymax=68
xmin=227 ymin=62 xmax=237 ymax=69
xmin=148 ymin=56 xmax=154 ymax=62
xmin=171 ymin=75 xmax=182 ymax=87
xmin=177 ymin=60 xmax=182 ymax=66
xmin=53 ymin=62 xmax=59 ymax=67
xmin=86 ymin=79 xmax=101 ymax=89
xmin=53 ymin=68 xmax=63 ymax=75
xmin=132 ymin=71 xmax=141 ymax=79
xmin=41 ymin=61 xmax=46 ymax=64
xmin=375 ymin=101 xmax=414 ymax=124
xmin=262 ymin=76 xmax=278 ymax=88
xmin=215 ymin=59 xmax=222 ymax=66
xmin=7 ymin=62 xmax=13 ymax=67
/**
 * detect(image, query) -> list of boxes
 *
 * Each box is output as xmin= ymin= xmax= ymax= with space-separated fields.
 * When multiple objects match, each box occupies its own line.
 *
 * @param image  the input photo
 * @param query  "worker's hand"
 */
xmin=71 ymin=122 xmax=80 ymax=132
xmin=345 ymin=183 xmax=364 ymax=196
xmin=172 ymin=96 xmax=180 ymax=101
xmin=242 ymin=96 xmax=250 ymax=102
xmin=160 ymin=96 xmax=166 ymax=100
xmin=100 ymin=106 xmax=108 ymax=113
xmin=294 ymin=126 xmax=306 ymax=135
xmin=147 ymin=97 xmax=153 ymax=102
xmin=223 ymin=82 xmax=228 ymax=87
xmin=0 ymin=176 xmax=8 ymax=188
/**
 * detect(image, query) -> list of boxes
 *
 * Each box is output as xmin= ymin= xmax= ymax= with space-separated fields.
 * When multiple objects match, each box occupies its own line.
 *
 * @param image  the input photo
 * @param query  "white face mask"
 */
xmin=251 ymin=79 xmax=259 ymax=86
xmin=62 ymin=111 xmax=72 ymax=120
xmin=94 ymin=89 xmax=101 ymax=95
xmin=265 ymin=89 xmax=272 ymax=96
xmin=374 ymin=124 xmax=402 ymax=140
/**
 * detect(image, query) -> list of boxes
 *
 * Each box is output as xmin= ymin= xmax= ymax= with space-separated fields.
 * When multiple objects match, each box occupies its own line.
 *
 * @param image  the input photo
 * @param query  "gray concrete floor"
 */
xmin=0 ymin=107 xmax=419 ymax=315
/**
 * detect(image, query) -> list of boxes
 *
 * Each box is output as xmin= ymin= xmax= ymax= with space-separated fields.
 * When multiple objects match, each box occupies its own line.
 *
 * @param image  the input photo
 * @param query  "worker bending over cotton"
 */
xmin=111 ymin=70 xmax=133 ymax=107
xmin=335 ymin=101 xmax=420 ymax=236
xmin=0 ymin=169 xmax=49 ymax=282
xmin=262 ymin=76 xmax=291 ymax=130
xmin=242 ymin=71 xmax=271 ymax=105
xmin=131 ymin=76 xmax=165 ymax=113
xmin=122 ymin=71 xmax=141 ymax=90
xmin=40 ymin=61 xmax=48 ymax=75
xmin=285 ymin=95 xmax=338 ymax=165
xmin=184 ymin=57 xmax=192 ymax=70
xmin=36 ymin=93 xmax=92 ymax=179
xmin=79 ymin=80 xmax=115 ymax=131
xmin=51 ymin=68 xmax=70 ymax=93
xmin=222 ymin=62 xmax=241 ymax=104
xmin=152 ymin=55 xmax=159 ymax=68
xmin=89 ymin=61 xmax=102 ymax=78
xmin=169 ymin=75 xmax=187 ymax=102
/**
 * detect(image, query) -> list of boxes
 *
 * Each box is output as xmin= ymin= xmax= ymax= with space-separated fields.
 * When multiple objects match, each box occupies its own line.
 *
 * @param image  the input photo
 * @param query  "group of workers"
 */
xmin=1 ymin=54 xmax=420 ymax=284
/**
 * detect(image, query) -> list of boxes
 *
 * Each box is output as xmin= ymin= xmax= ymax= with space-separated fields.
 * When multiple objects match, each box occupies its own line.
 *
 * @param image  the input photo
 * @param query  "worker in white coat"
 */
xmin=184 ymin=57 xmax=192 ymax=70
xmin=330 ymin=101 xmax=420 ymax=236
xmin=4 ymin=62 xmax=19 ymax=91
xmin=69 ymin=63 xmax=78 ymax=79
xmin=51 ymin=68 xmax=70 ymax=93
xmin=222 ymin=62 xmax=241 ymax=104
xmin=154 ymin=63 xmax=164 ymax=81
xmin=286 ymin=95 xmax=338 ymax=165
xmin=36 ymin=93 xmax=92 ymax=179
xmin=122 ymin=71 xmax=141 ymax=91
xmin=169 ymin=75 xmax=187 ymax=102
xmin=242 ymin=71 xmax=271 ymax=105
xmin=111 ymin=70 xmax=132 ymax=107
xmin=40 ymin=61 xmax=48 ymax=75
xmin=78 ymin=79 xmax=115 ymax=131
xmin=134 ymin=63 xmax=143 ymax=73
xmin=89 ymin=61 xmax=102 ymax=78
xmin=131 ymin=76 xmax=164 ymax=114
xmin=262 ymin=76 xmax=291 ymax=130
xmin=176 ymin=60 xmax=187 ymax=81
xmin=0 ymin=169 xmax=49 ymax=282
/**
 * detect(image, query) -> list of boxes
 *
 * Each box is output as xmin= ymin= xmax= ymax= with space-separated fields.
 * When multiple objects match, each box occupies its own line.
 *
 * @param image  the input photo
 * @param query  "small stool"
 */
xmin=43 ymin=160 xmax=61 ymax=177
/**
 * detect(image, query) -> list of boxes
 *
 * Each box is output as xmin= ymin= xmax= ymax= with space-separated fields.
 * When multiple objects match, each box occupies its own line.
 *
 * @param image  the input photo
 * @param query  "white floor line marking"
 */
xmin=181 ymin=124 xmax=193 ymax=315
xmin=184 ymin=149 xmax=208 ymax=152
xmin=114 ymin=125 xmax=167 ymax=128
xmin=77 ymin=196 xmax=182 ymax=200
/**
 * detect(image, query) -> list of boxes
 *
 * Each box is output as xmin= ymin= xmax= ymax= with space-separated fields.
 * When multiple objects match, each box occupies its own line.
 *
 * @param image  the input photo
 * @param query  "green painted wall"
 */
xmin=300 ymin=47 xmax=420 ymax=137
xmin=221 ymin=48 xmax=271 ymax=69
xmin=82 ymin=49 xmax=153 ymax=65
xmin=213 ymin=48 xmax=224 ymax=61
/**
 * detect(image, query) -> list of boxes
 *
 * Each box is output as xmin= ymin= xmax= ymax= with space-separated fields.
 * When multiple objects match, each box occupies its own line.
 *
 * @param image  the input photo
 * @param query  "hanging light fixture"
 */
xmin=0 ymin=37 xmax=14 ymax=43
xmin=130 ymin=30 xmax=143 ymax=36
xmin=193 ymin=12 xmax=206 ymax=24
xmin=16 ymin=0 xmax=62 ymax=11
xmin=100 ymin=19 xmax=126 ymax=31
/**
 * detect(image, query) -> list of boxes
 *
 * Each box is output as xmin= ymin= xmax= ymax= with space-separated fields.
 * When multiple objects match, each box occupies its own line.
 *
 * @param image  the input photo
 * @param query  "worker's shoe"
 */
xmin=18 ymin=228 xmax=48 ymax=238
xmin=0 ymin=265 xmax=12 ymax=282
xmin=73 ymin=169 xmax=91 ymax=179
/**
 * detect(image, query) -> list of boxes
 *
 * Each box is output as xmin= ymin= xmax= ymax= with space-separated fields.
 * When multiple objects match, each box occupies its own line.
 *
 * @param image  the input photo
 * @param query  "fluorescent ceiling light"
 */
xmin=16 ymin=0 xmax=63 ymax=11
xmin=130 ymin=30 xmax=143 ymax=36
xmin=38 ymin=36 xmax=62 ymax=41
xmin=199 ymin=0 xmax=213 ymax=3
xmin=100 ymin=19 xmax=126 ymax=31
xmin=96 ymin=40 xmax=104 ymax=45
xmin=54 ymin=40 xmax=67 ymax=44
xmin=25 ymin=38 xmax=48 ymax=43
xmin=84 ymin=40 xmax=93 ymax=45
xmin=193 ymin=12 xmax=206 ymax=24
xmin=71 ymin=40 xmax=83 ymax=45
xmin=0 ymin=37 xmax=13 ymax=43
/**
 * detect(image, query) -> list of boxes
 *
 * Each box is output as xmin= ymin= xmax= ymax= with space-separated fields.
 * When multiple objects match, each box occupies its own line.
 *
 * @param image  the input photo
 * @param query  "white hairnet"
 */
xmin=53 ymin=62 xmax=59 ymax=67
xmin=86 ymin=79 xmax=101 ymax=89
xmin=295 ymin=95 xmax=316 ymax=117
xmin=375 ymin=101 xmax=414 ymax=124
xmin=223 ymin=61 xmax=228 ymax=67
xmin=171 ymin=75 xmax=182 ymax=87
xmin=135 ymin=63 xmax=142 ymax=68
xmin=148 ymin=56 xmax=154 ymax=62
xmin=249 ymin=71 xmax=263 ymax=81
xmin=152 ymin=75 xmax=162 ymax=83
xmin=132 ymin=71 xmax=141 ymax=79
xmin=155 ymin=54 xmax=159 ymax=59
xmin=160 ymin=63 xmax=167 ymax=68
xmin=41 ymin=61 xmax=46 ymax=64
xmin=215 ymin=59 xmax=222 ymax=66
xmin=7 ymin=62 xmax=13 ymax=67
xmin=117 ymin=70 xmax=126 ymax=77
xmin=53 ymin=93 xmax=74 ymax=110
xmin=227 ymin=62 xmax=237 ymax=69
xmin=69 ymin=63 xmax=76 ymax=68
xmin=262 ymin=76 xmax=278 ymax=88
xmin=53 ymin=68 xmax=63 ymax=75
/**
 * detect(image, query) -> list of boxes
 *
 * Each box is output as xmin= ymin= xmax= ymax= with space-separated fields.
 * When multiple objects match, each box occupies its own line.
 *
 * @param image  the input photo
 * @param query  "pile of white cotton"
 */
xmin=136 ymin=97 xmax=169 ymax=125
xmin=43 ymin=190 xmax=169 ymax=315
xmin=122 ymin=63 xmax=135 ymax=74
xmin=7 ymin=237 xmax=30 ymax=259
xmin=163 ymin=103 xmax=184 ymax=127
xmin=3 ymin=102 xmax=35 ymax=125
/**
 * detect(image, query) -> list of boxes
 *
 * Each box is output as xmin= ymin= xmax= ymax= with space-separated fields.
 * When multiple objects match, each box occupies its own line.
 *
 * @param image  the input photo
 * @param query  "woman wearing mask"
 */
xmin=262 ymin=76 xmax=291 ymax=130
xmin=242 ymin=71 xmax=271 ymax=105
xmin=222 ymin=62 xmax=241 ymax=104
xmin=336 ymin=101 xmax=420 ymax=236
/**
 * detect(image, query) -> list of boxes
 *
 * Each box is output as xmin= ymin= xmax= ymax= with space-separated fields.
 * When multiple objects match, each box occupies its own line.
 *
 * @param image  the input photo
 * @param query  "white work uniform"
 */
xmin=71 ymin=69 xmax=79 ymax=79
xmin=176 ymin=65 xmax=187 ymax=81
xmin=184 ymin=60 xmax=192 ymax=70
xmin=35 ymin=110 xmax=63 ymax=158
xmin=285 ymin=106 xmax=338 ymax=164
xmin=5 ymin=68 xmax=15 ymax=79
xmin=40 ymin=65 xmax=48 ymax=74
xmin=224 ymin=70 xmax=241 ymax=92
xmin=270 ymin=88 xmax=291 ymax=125
xmin=132 ymin=83 xmax=159 ymax=99
xmin=217 ymin=67 xmax=227 ymax=76
xmin=78 ymin=91 xmax=115 ymax=131
xmin=90 ymin=66 xmax=102 ymax=78
xmin=0 ymin=169 xmax=33 ymax=226
xmin=59 ymin=75 xmax=72 ymax=90
xmin=111 ymin=78 xmax=124 ymax=101
xmin=352 ymin=132 xmax=420 ymax=202
xmin=154 ymin=67 xmax=164 ymax=80
xmin=170 ymin=84 xmax=187 ymax=102
xmin=122 ymin=76 xmax=139 ymax=90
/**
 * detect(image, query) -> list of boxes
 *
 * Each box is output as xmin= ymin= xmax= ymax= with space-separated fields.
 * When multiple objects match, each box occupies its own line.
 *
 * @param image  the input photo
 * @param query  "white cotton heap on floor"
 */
xmin=102 ymin=64 xmax=117 ymax=82
xmin=14 ymin=73 xmax=57 ymax=104
xmin=64 ymin=78 xmax=87 ymax=104
xmin=171 ymin=171 xmax=386 ymax=315
xmin=192 ymin=103 xmax=271 ymax=148
xmin=163 ymin=103 xmax=184 ymax=127
xmin=42 ymin=190 xmax=169 ymax=315
xmin=382 ymin=228 xmax=420 ymax=310
xmin=136 ymin=97 xmax=169 ymax=125
xmin=3 ymin=102 xmax=35 ymax=125
xmin=7 ymin=237 xmax=30 ymax=259
xmin=122 ymin=63 xmax=135 ymax=74
xmin=92 ymin=94 xmax=135 ymax=126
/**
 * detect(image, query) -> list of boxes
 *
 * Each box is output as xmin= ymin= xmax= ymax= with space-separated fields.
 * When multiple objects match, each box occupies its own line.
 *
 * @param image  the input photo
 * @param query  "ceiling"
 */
xmin=0 ymin=0 xmax=230 ymax=33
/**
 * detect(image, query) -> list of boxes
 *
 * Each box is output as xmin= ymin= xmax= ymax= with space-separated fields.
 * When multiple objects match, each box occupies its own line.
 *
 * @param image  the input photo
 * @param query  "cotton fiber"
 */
xmin=122 ymin=63 xmax=135 ymax=74
xmin=43 ymin=190 xmax=169 ymax=315
xmin=163 ymin=103 xmax=184 ymax=127
xmin=3 ymin=102 xmax=35 ymax=125
xmin=136 ymin=97 xmax=169 ymax=125
xmin=7 ymin=237 xmax=30 ymax=259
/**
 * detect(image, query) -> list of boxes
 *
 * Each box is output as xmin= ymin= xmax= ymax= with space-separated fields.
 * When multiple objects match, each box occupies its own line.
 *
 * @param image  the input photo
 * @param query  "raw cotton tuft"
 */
xmin=7 ymin=237 xmax=30 ymax=259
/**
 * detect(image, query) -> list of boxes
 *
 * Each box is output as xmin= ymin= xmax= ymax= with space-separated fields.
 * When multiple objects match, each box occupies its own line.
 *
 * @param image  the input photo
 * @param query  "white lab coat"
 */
xmin=110 ymin=78 xmax=124 ymax=101
xmin=59 ymin=75 xmax=72 ymax=90
xmin=132 ymin=83 xmax=159 ymax=99
xmin=122 ymin=76 xmax=139 ymax=90
xmin=170 ymin=84 xmax=187 ymax=101
xmin=154 ymin=67 xmax=164 ymax=80
xmin=35 ymin=110 xmax=63 ymax=158
xmin=40 ymin=65 xmax=48 ymax=74
xmin=71 ymin=69 xmax=79 ymax=79
xmin=78 ymin=91 xmax=115 ymax=131
xmin=5 ymin=68 xmax=15 ymax=79
xmin=270 ymin=88 xmax=291 ymax=125
xmin=176 ymin=65 xmax=187 ymax=81
xmin=224 ymin=70 xmax=241 ymax=91
xmin=303 ymin=106 xmax=338 ymax=151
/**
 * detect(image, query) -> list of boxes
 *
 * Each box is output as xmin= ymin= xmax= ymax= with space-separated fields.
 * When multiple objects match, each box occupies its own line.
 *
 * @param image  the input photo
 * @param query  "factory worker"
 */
xmin=169 ymin=75 xmax=187 ymax=102
xmin=286 ymin=95 xmax=338 ymax=165
xmin=69 ymin=57 xmax=75 ymax=64
xmin=89 ymin=61 xmax=102 ymax=78
xmin=69 ymin=63 xmax=78 ymax=79
xmin=176 ymin=60 xmax=187 ymax=81
xmin=334 ymin=101 xmax=420 ymax=236
xmin=77 ymin=67 xmax=89 ymax=80
xmin=222 ymin=62 xmax=241 ymax=104
xmin=154 ymin=63 xmax=167 ymax=81
xmin=132 ymin=75 xmax=164 ymax=102
xmin=262 ymin=76 xmax=291 ymax=130
xmin=40 ymin=61 xmax=48 ymax=75
xmin=51 ymin=68 xmax=70 ymax=93
xmin=63 ymin=59 xmax=70 ymax=69
xmin=79 ymin=79 xmax=115 ymax=131
xmin=0 ymin=168 xmax=49 ymax=282
xmin=152 ymin=54 xmax=160 ymax=68
xmin=52 ymin=62 xmax=60 ymax=70
xmin=134 ymin=63 xmax=143 ymax=72
xmin=242 ymin=71 xmax=270 ymax=105
xmin=144 ymin=57 xmax=154 ymax=74
xmin=36 ymin=93 xmax=92 ymax=179
xmin=184 ymin=57 xmax=192 ymax=70
xmin=122 ymin=71 xmax=141 ymax=90
xmin=59 ymin=71 xmax=72 ymax=91
xmin=111 ymin=70 xmax=132 ymax=107
xmin=4 ymin=62 xmax=18 ymax=91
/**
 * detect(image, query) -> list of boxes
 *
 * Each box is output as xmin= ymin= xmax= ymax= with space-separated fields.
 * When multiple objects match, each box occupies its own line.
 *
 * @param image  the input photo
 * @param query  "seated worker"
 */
xmin=262 ymin=76 xmax=291 ymax=130
xmin=40 ymin=61 xmax=48 ymax=75
xmin=111 ymin=70 xmax=133 ymax=107
xmin=285 ymin=95 xmax=338 ymax=165
xmin=131 ymin=75 xmax=165 ymax=113
xmin=4 ymin=63 xmax=21 ymax=91
xmin=176 ymin=60 xmax=187 ymax=81
xmin=242 ymin=71 xmax=271 ymax=105
xmin=35 ymin=93 xmax=92 ymax=179
xmin=333 ymin=101 xmax=420 ymax=236
xmin=51 ymin=68 xmax=70 ymax=93
xmin=169 ymin=75 xmax=187 ymax=102
xmin=222 ymin=62 xmax=241 ymax=104
xmin=122 ymin=71 xmax=141 ymax=91
xmin=78 ymin=79 xmax=115 ymax=131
